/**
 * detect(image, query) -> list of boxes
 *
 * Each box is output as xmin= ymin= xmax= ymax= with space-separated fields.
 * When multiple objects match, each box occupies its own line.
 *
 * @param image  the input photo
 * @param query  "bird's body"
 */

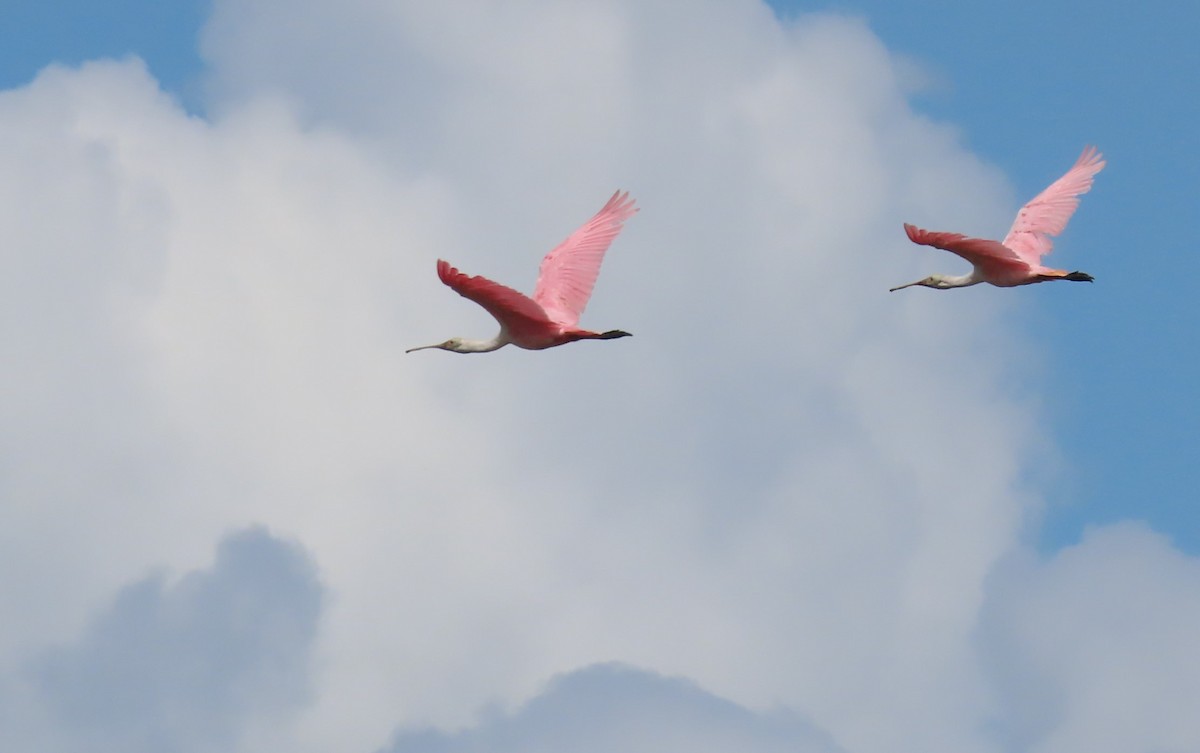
xmin=891 ymin=147 xmax=1104 ymax=292
xmin=408 ymin=191 xmax=637 ymax=354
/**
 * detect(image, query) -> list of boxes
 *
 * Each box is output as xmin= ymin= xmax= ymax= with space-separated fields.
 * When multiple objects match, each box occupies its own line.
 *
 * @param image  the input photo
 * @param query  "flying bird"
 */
xmin=407 ymin=191 xmax=637 ymax=354
xmin=890 ymin=147 xmax=1104 ymax=291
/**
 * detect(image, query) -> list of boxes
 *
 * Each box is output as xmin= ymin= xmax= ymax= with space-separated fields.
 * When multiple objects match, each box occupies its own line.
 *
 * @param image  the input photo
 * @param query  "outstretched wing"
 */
xmin=904 ymin=223 xmax=1030 ymax=277
xmin=437 ymin=259 xmax=553 ymax=333
xmin=1002 ymin=146 xmax=1105 ymax=265
xmin=532 ymin=190 xmax=638 ymax=328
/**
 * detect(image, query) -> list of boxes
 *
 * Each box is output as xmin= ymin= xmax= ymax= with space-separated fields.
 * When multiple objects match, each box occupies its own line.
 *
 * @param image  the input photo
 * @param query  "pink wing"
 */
xmin=1002 ymin=146 xmax=1105 ymax=265
xmin=904 ymin=223 xmax=1031 ymax=276
xmin=532 ymin=190 xmax=638 ymax=328
xmin=437 ymin=259 xmax=555 ymax=336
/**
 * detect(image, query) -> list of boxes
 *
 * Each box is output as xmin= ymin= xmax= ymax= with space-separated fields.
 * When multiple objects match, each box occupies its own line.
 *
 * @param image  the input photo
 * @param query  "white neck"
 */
xmin=945 ymin=271 xmax=983 ymax=288
xmin=454 ymin=334 xmax=508 ymax=353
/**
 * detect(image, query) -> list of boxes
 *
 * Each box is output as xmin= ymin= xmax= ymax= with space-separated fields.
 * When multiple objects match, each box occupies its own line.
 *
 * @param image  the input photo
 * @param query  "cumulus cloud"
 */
xmin=0 ymin=2 xmax=1196 ymax=753
xmin=380 ymin=662 xmax=844 ymax=753
xmin=979 ymin=523 xmax=1200 ymax=753
xmin=1 ymin=527 xmax=322 ymax=753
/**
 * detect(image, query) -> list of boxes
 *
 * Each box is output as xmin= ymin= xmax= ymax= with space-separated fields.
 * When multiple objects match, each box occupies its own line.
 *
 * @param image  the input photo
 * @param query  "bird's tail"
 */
xmin=593 ymin=329 xmax=632 ymax=340
xmin=568 ymin=329 xmax=632 ymax=341
xmin=1039 ymin=269 xmax=1094 ymax=283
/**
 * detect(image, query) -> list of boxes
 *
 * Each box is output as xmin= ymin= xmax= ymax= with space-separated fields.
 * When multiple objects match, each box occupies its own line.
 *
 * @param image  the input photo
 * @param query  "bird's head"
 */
xmin=889 ymin=274 xmax=952 ymax=292
xmin=405 ymin=337 xmax=466 ymax=354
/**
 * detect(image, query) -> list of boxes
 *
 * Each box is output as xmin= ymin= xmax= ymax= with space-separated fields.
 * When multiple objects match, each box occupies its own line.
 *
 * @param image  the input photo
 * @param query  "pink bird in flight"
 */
xmin=407 ymin=191 xmax=637 ymax=354
xmin=890 ymin=147 xmax=1104 ymax=291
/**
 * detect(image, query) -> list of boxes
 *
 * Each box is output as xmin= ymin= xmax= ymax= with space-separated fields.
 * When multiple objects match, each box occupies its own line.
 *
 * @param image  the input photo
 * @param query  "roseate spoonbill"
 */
xmin=407 ymin=191 xmax=637 ymax=354
xmin=890 ymin=147 xmax=1104 ymax=291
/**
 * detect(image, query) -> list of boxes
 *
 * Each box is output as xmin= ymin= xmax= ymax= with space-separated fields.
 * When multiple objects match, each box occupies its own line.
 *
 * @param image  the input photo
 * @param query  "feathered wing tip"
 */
xmin=435 ymin=258 xmax=472 ymax=294
xmin=600 ymin=190 xmax=639 ymax=224
xmin=531 ymin=190 xmax=639 ymax=328
xmin=901 ymin=223 xmax=979 ymax=253
xmin=1076 ymin=145 xmax=1106 ymax=173
xmin=999 ymin=146 xmax=1106 ymax=265
xmin=1058 ymin=145 xmax=1106 ymax=201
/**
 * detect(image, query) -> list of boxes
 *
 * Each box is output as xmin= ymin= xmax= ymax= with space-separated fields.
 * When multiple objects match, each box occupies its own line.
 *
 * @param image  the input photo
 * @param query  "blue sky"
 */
xmin=775 ymin=0 xmax=1200 ymax=554
xmin=2 ymin=3 xmax=1199 ymax=753
xmin=1 ymin=0 xmax=208 ymax=100
xmin=4 ymin=0 xmax=1193 ymax=554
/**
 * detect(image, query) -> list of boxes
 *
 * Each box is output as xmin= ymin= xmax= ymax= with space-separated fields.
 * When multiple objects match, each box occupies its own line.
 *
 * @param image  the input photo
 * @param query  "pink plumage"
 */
xmin=1002 ymin=146 xmax=1105 ymax=266
xmin=408 ymin=192 xmax=638 ymax=354
xmin=902 ymin=225 xmax=1035 ymax=286
xmin=892 ymin=147 xmax=1104 ymax=291
xmin=533 ymin=190 xmax=638 ymax=328
xmin=436 ymin=260 xmax=556 ymax=344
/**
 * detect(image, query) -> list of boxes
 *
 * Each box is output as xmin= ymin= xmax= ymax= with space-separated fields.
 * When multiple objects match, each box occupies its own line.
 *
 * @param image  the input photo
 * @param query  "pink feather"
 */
xmin=533 ymin=190 xmax=638 ymax=328
xmin=1002 ymin=146 xmax=1106 ymax=266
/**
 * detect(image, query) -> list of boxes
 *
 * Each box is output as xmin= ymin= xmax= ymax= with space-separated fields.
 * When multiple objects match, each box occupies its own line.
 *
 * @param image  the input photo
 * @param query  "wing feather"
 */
xmin=437 ymin=259 xmax=553 ymax=335
xmin=1002 ymin=146 xmax=1105 ymax=265
xmin=904 ymin=223 xmax=1030 ymax=276
xmin=532 ymin=190 xmax=637 ymax=327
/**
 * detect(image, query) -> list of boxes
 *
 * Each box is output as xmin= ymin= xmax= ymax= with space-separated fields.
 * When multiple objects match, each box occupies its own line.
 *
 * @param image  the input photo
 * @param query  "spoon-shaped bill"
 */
xmin=888 ymin=279 xmax=924 ymax=292
xmin=405 ymin=342 xmax=446 ymax=353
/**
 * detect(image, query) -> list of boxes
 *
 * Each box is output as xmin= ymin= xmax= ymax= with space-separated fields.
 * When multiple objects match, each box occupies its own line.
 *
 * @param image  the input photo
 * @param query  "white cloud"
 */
xmin=0 ymin=527 xmax=322 ymax=753
xmin=979 ymin=523 xmax=1200 ymax=753
xmin=0 ymin=3 xmax=1195 ymax=753
xmin=379 ymin=662 xmax=845 ymax=753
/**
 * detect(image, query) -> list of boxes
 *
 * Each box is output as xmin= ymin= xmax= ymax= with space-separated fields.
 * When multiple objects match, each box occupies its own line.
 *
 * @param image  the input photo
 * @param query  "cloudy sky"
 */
xmin=0 ymin=1 xmax=1196 ymax=752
